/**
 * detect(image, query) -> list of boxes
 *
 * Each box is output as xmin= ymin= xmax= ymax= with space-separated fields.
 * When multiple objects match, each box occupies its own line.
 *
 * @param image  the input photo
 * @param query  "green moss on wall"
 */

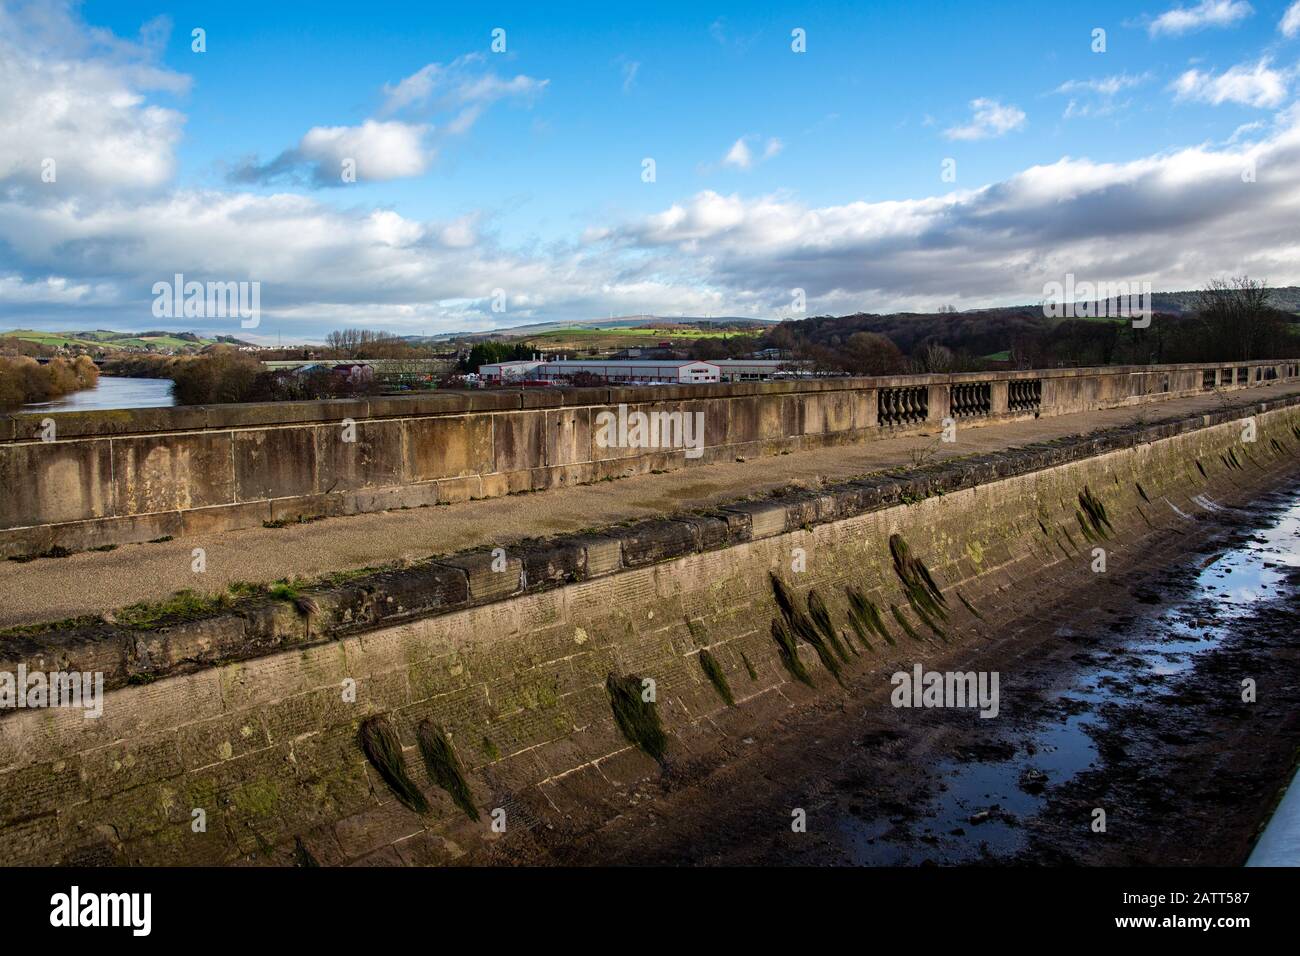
xmin=359 ymin=714 xmax=429 ymax=814
xmin=605 ymin=673 xmax=669 ymax=764
xmin=698 ymin=649 xmax=736 ymax=706
xmin=416 ymin=721 xmax=480 ymax=822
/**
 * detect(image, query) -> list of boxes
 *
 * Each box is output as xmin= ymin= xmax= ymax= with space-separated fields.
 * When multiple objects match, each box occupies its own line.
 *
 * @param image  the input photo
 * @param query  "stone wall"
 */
xmin=1 ymin=360 xmax=1296 ymax=559
xmin=1 ymin=393 xmax=1296 ymax=865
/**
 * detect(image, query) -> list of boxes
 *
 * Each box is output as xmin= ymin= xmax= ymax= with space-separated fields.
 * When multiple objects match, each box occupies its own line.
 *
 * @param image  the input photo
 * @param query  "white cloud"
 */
xmin=944 ymin=99 xmax=1026 ymax=140
xmin=0 ymin=274 xmax=112 ymax=305
xmin=232 ymin=55 xmax=548 ymax=186
xmin=621 ymin=60 xmax=640 ymax=93
xmin=722 ymin=138 xmax=752 ymax=169
xmin=1054 ymin=73 xmax=1151 ymax=97
xmin=438 ymin=212 xmax=481 ymax=248
xmin=1281 ymin=2 xmax=1300 ymax=37
xmin=1226 ymin=120 xmax=1267 ymax=142
xmin=380 ymin=56 xmax=548 ymax=118
xmin=7 ymin=112 xmax=1300 ymax=333
xmin=1054 ymin=73 xmax=1151 ymax=118
xmin=5 ymin=0 xmax=1300 ymax=337
xmin=1172 ymin=58 xmax=1290 ymax=107
xmin=607 ymin=113 xmax=1300 ymax=315
xmin=297 ymin=120 xmax=432 ymax=182
xmin=0 ymin=3 xmax=187 ymax=193
xmin=719 ymin=136 xmax=782 ymax=170
xmin=1149 ymin=1 xmax=1253 ymax=37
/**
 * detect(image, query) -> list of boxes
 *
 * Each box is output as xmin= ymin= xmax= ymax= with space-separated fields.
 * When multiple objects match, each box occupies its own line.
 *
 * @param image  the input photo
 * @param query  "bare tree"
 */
xmin=1195 ymin=276 xmax=1276 ymax=361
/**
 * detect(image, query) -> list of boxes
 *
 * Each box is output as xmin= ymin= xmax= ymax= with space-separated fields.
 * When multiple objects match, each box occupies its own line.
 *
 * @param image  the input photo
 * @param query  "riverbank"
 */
xmin=0 ymin=355 xmax=98 ymax=408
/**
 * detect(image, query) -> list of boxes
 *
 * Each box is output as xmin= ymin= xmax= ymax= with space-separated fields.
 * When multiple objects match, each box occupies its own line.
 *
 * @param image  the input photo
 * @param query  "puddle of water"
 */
xmin=841 ymin=491 xmax=1300 ymax=865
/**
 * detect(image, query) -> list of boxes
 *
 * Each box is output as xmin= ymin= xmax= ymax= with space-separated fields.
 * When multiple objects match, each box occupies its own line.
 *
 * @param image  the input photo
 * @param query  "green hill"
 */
xmin=0 ymin=329 xmax=244 ymax=351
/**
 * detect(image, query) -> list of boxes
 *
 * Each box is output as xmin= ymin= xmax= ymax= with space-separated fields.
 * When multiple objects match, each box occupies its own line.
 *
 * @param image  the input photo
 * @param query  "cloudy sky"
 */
xmin=2 ymin=0 xmax=1300 ymax=342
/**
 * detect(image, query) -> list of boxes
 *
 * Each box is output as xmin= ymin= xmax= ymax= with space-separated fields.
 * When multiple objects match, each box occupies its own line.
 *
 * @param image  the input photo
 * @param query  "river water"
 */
xmin=21 ymin=376 xmax=175 ymax=411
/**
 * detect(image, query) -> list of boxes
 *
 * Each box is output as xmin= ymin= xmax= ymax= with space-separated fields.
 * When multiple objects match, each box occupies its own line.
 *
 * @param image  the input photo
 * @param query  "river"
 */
xmin=21 ymin=375 xmax=175 ymax=411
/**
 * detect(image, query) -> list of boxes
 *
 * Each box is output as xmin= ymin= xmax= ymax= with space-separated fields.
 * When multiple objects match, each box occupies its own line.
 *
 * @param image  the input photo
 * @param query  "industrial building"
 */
xmin=477 ymin=358 xmax=800 ymax=385
xmin=711 ymin=360 xmax=801 ymax=382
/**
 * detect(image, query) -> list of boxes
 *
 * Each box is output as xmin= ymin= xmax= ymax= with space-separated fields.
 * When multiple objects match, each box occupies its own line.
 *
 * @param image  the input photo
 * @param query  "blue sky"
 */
xmin=2 ymin=0 xmax=1300 ymax=341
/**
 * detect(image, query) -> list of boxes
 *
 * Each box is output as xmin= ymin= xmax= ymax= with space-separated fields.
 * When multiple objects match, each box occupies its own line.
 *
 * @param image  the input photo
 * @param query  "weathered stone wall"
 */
xmin=0 ymin=361 xmax=1295 ymax=558
xmin=1 ymin=394 xmax=1296 ymax=866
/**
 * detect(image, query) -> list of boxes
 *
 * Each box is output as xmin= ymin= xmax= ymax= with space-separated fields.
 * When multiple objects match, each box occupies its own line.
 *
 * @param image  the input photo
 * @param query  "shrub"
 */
xmin=0 ymin=355 xmax=99 ymax=407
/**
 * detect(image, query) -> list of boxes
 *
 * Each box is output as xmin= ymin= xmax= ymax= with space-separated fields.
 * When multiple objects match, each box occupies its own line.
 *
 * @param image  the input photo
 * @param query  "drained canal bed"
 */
xmin=535 ymin=478 xmax=1300 ymax=867
xmin=844 ymin=484 xmax=1300 ymax=865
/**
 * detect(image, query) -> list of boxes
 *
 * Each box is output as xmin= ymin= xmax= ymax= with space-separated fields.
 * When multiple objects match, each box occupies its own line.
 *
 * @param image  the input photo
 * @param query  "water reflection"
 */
xmin=21 ymin=376 xmax=175 ymax=411
xmin=842 ymin=491 xmax=1300 ymax=864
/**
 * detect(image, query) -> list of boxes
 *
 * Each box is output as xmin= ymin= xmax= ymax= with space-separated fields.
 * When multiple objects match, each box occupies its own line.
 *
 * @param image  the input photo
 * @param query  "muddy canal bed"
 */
xmin=536 ymin=480 xmax=1300 ymax=866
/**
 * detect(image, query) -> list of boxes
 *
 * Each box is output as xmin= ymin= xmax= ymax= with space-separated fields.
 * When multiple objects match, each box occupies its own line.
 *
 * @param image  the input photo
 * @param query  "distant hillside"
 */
xmin=0 ymin=329 xmax=251 ymax=351
xmin=965 ymin=286 xmax=1300 ymax=317
xmin=406 ymin=314 xmax=775 ymax=344
xmin=1150 ymin=286 xmax=1300 ymax=315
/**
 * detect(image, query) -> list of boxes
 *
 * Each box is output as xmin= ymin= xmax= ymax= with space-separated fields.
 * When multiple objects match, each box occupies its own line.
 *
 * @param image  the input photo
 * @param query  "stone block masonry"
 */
xmin=0 ymin=361 xmax=1296 ymax=558
xmin=0 ymin=391 xmax=1297 ymax=865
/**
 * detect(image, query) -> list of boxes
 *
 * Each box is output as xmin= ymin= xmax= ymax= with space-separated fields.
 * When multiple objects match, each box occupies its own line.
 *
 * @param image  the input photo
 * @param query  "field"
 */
xmin=1 ymin=329 xmax=221 ymax=351
xmin=512 ymin=326 xmax=762 ymax=351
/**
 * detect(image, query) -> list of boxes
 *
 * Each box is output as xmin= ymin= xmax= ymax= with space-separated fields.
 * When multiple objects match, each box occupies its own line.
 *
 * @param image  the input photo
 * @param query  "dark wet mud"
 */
xmin=538 ymin=479 xmax=1300 ymax=866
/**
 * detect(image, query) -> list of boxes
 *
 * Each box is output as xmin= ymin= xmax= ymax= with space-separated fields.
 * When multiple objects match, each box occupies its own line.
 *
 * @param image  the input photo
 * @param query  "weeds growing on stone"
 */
xmin=293 ymin=837 xmax=320 ymax=867
xmin=955 ymin=589 xmax=984 ymax=622
xmin=769 ymin=617 xmax=814 ymax=686
xmin=889 ymin=534 xmax=948 ymax=632
xmin=698 ymin=648 xmax=736 ymax=706
xmin=605 ymin=673 xmax=668 ymax=764
xmin=8 ymin=545 xmax=74 ymax=563
xmin=416 ymin=720 xmax=480 ymax=821
xmin=115 ymin=589 xmax=231 ymax=630
xmin=807 ymin=590 xmax=854 ymax=661
xmin=841 ymin=593 xmax=874 ymax=651
xmin=846 ymin=587 xmax=895 ymax=646
xmin=770 ymin=574 xmax=844 ymax=684
xmin=1077 ymin=486 xmax=1114 ymax=540
xmin=359 ymin=714 xmax=429 ymax=814
xmin=889 ymin=604 xmax=924 ymax=643
xmin=267 ymin=580 xmax=301 ymax=601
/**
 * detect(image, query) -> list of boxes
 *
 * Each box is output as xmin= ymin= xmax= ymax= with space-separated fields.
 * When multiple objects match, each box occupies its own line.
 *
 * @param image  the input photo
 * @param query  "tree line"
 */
xmin=762 ymin=278 xmax=1299 ymax=375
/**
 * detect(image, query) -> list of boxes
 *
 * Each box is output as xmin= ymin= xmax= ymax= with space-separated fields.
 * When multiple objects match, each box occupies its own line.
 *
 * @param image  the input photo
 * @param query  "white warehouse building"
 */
xmin=478 ymin=358 xmax=799 ymax=385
